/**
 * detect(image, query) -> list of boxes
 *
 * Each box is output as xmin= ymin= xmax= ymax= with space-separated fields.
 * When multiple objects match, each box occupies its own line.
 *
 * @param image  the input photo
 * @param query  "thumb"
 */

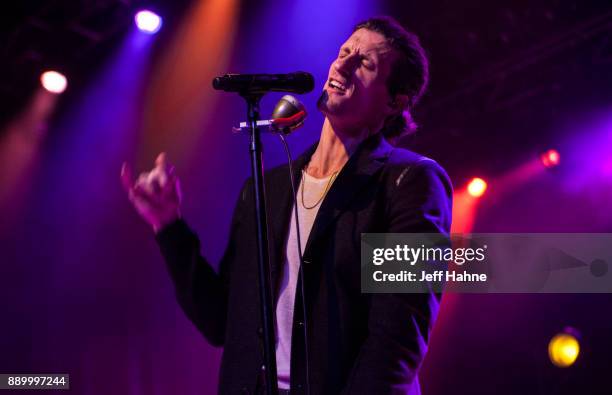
xmin=120 ymin=162 xmax=134 ymax=193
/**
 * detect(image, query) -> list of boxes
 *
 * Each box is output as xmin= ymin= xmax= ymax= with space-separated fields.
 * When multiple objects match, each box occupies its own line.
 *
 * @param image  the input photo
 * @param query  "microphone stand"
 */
xmin=241 ymin=91 xmax=278 ymax=395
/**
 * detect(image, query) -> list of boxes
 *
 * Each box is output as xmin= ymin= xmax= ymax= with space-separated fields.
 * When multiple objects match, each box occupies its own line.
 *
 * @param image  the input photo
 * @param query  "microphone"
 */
xmin=213 ymin=72 xmax=314 ymax=94
xmin=271 ymin=94 xmax=307 ymax=132
xmin=233 ymin=95 xmax=307 ymax=135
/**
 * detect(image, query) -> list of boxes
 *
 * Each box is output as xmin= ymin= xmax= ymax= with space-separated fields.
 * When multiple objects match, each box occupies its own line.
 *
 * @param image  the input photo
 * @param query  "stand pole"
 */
xmin=243 ymin=93 xmax=278 ymax=395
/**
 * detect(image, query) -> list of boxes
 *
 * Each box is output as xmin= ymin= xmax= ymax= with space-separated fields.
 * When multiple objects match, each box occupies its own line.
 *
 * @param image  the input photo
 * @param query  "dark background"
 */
xmin=1 ymin=0 xmax=611 ymax=394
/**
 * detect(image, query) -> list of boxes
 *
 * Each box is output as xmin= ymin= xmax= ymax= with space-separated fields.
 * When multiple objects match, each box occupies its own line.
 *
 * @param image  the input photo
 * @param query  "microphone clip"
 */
xmin=232 ymin=102 xmax=306 ymax=135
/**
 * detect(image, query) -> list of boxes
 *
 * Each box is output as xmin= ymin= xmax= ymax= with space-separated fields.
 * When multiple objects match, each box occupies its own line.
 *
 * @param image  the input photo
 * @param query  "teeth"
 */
xmin=330 ymin=79 xmax=346 ymax=91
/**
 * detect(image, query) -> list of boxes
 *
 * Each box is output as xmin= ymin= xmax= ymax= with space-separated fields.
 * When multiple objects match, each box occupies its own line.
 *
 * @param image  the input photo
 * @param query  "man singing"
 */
xmin=122 ymin=16 xmax=452 ymax=395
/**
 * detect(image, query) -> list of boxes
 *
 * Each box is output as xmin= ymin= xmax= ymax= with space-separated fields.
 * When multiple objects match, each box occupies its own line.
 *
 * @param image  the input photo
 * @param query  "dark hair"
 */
xmin=353 ymin=16 xmax=429 ymax=139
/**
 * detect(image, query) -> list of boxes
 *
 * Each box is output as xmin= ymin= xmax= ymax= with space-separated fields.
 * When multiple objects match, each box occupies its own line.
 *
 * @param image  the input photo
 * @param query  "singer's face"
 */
xmin=318 ymin=28 xmax=398 ymax=131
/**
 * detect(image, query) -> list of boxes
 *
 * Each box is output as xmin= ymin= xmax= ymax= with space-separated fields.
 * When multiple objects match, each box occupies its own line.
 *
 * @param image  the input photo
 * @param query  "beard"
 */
xmin=317 ymin=89 xmax=352 ymax=118
xmin=316 ymin=89 xmax=330 ymax=114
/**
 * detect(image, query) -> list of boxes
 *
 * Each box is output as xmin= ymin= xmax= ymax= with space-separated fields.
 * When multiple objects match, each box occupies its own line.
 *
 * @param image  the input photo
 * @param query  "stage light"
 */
xmin=40 ymin=71 xmax=67 ymax=94
xmin=467 ymin=177 xmax=487 ymax=198
xmin=135 ymin=10 xmax=162 ymax=34
xmin=541 ymin=149 xmax=561 ymax=168
xmin=548 ymin=332 xmax=580 ymax=367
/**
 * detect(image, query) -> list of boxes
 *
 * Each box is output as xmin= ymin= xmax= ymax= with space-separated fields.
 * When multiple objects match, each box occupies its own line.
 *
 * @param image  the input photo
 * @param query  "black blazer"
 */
xmin=156 ymin=133 xmax=453 ymax=394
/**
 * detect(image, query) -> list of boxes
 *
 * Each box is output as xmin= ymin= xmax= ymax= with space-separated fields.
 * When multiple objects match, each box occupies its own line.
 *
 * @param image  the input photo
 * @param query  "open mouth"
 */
xmin=328 ymin=78 xmax=347 ymax=93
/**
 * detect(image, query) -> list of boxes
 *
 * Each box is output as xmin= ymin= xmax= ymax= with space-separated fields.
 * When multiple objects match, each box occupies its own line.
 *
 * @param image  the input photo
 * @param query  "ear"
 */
xmin=388 ymin=94 xmax=410 ymax=114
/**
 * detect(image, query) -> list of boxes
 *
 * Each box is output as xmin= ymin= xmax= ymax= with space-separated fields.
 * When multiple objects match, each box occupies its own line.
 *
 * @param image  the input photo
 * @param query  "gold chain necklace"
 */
xmin=301 ymin=170 xmax=339 ymax=209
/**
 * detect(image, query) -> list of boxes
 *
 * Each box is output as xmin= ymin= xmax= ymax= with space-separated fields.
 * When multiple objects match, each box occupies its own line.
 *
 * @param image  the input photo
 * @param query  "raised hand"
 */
xmin=121 ymin=152 xmax=182 ymax=233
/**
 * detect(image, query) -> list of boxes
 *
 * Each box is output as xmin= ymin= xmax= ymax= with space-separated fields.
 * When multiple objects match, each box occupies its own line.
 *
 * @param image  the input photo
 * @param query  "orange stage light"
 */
xmin=467 ymin=177 xmax=487 ymax=198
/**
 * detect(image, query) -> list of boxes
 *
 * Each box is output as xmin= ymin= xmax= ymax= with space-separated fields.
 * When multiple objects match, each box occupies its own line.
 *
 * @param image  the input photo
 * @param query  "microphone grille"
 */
xmin=271 ymin=95 xmax=307 ymax=134
xmin=272 ymin=95 xmax=305 ymax=120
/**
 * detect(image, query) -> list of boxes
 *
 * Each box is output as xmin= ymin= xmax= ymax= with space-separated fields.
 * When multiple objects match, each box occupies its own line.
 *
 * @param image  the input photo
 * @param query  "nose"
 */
xmin=334 ymin=51 xmax=359 ymax=77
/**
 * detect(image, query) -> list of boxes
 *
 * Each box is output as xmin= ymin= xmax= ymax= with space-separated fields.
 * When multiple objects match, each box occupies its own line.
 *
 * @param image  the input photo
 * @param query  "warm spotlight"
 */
xmin=40 ymin=71 xmax=67 ymax=94
xmin=541 ymin=149 xmax=561 ymax=168
xmin=135 ymin=10 xmax=163 ymax=34
xmin=548 ymin=331 xmax=580 ymax=368
xmin=467 ymin=177 xmax=487 ymax=198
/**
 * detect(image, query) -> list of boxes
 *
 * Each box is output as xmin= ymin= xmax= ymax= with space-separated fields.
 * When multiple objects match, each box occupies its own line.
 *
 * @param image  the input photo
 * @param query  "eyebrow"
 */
xmin=342 ymin=40 xmax=391 ymax=54
xmin=340 ymin=45 xmax=383 ymax=57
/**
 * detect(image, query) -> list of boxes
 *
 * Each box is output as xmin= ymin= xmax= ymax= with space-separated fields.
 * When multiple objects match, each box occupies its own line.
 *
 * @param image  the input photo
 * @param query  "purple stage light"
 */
xmin=135 ymin=10 xmax=162 ymax=34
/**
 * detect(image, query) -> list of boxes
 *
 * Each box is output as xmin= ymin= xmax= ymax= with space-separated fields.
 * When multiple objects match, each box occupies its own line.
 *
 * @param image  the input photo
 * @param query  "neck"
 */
xmin=306 ymin=117 xmax=372 ymax=178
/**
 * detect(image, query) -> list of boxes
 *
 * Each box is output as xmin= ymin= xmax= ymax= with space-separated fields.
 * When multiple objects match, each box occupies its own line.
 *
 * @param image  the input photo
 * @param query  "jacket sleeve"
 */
xmin=155 ymin=179 xmax=249 ymax=347
xmin=342 ymin=160 xmax=453 ymax=395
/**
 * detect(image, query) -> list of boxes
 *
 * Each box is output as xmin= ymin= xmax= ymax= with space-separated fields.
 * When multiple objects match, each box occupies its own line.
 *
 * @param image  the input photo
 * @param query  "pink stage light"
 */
xmin=135 ymin=10 xmax=162 ymax=34
xmin=467 ymin=177 xmax=487 ymax=198
xmin=540 ymin=149 xmax=561 ymax=168
xmin=40 ymin=71 xmax=67 ymax=94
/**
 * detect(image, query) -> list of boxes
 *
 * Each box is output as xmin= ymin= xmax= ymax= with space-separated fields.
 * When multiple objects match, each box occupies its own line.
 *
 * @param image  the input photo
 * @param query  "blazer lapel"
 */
xmin=266 ymin=134 xmax=393 ymax=290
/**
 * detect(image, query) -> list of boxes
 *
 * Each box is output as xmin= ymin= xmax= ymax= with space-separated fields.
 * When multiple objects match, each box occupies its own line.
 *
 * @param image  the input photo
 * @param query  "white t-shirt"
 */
xmin=275 ymin=171 xmax=335 ymax=389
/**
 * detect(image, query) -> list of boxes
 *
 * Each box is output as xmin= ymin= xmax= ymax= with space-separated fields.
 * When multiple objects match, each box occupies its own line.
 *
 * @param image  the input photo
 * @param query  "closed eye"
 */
xmin=361 ymin=57 xmax=375 ymax=69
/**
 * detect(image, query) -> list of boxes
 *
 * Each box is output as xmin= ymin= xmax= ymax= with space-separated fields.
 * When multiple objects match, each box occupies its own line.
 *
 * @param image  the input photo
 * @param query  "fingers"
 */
xmin=132 ymin=183 xmax=162 ymax=209
xmin=132 ymin=182 xmax=153 ymax=202
xmin=152 ymin=152 xmax=175 ymax=189
xmin=155 ymin=152 xmax=168 ymax=170
xmin=134 ymin=169 xmax=177 ymax=202
xmin=150 ymin=177 xmax=162 ymax=194
xmin=153 ymin=170 xmax=180 ymax=201
xmin=122 ymin=153 xmax=179 ymax=202
xmin=120 ymin=162 xmax=134 ymax=193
